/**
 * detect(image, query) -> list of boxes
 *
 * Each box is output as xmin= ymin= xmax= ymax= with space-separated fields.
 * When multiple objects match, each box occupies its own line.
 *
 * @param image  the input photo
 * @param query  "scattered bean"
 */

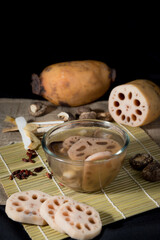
xmin=34 ymin=167 xmax=44 ymax=173
xmin=22 ymin=149 xmax=37 ymax=163
xmin=46 ymin=172 xmax=52 ymax=179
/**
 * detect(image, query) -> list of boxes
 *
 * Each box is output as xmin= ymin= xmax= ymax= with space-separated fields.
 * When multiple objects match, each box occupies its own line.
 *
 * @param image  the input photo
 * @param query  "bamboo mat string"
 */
xmin=0 ymin=152 xmax=50 ymax=240
xmin=122 ymin=166 xmax=160 ymax=207
xmin=117 ymin=124 xmax=160 ymax=208
xmin=0 ymin=153 xmax=21 ymax=192
xmin=101 ymin=188 xmax=126 ymax=219
xmin=118 ymin=123 xmax=159 ymax=162
xmin=38 ymin=227 xmax=49 ymax=240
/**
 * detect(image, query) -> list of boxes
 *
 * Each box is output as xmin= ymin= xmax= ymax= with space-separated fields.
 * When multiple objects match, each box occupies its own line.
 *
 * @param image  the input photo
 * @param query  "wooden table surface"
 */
xmin=0 ymin=98 xmax=160 ymax=205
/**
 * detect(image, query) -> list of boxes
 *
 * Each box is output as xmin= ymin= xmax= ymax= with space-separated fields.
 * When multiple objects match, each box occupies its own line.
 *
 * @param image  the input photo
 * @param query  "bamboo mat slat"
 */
xmin=0 ymin=125 xmax=160 ymax=240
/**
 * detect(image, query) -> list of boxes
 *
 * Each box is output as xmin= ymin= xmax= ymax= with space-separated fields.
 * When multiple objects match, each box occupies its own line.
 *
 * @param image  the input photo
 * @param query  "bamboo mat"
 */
xmin=0 ymin=125 xmax=160 ymax=240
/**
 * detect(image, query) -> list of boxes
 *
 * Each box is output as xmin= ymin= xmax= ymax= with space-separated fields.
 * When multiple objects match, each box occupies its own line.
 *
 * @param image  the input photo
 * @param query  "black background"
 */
xmin=1 ymin=5 xmax=160 ymax=240
xmin=1 ymin=7 xmax=160 ymax=99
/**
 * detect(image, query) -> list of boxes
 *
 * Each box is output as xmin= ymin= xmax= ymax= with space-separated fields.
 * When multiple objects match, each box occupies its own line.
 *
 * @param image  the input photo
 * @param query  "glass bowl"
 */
xmin=42 ymin=119 xmax=129 ymax=192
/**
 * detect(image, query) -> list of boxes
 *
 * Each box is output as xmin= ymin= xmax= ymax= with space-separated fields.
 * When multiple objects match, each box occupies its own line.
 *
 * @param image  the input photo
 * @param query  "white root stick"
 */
xmin=4 ymin=116 xmax=64 ymax=150
xmin=3 ymin=118 xmax=64 ymax=135
xmin=15 ymin=117 xmax=32 ymax=150
xmin=31 ymin=121 xmax=64 ymax=125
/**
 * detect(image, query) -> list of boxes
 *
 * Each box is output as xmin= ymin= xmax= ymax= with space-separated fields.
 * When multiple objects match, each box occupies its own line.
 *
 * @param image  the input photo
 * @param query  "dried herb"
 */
xmin=22 ymin=149 xmax=37 ymax=163
xmin=9 ymin=169 xmax=36 ymax=180
xmin=34 ymin=167 xmax=44 ymax=173
xmin=46 ymin=172 xmax=52 ymax=179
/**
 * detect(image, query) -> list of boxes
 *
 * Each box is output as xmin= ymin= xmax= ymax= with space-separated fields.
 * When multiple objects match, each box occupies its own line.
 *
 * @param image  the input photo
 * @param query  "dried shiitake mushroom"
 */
xmin=129 ymin=153 xmax=153 ymax=170
xmin=75 ymin=106 xmax=92 ymax=115
xmin=96 ymin=111 xmax=113 ymax=121
xmin=79 ymin=111 xmax=97 ymax=119
xmin=28 ymin=102 xmax=47 ymax=117
xmin=129 ymin=153 xmax=160 ymax=182
xmin=142 ymin=161 xmax=160 ymax=182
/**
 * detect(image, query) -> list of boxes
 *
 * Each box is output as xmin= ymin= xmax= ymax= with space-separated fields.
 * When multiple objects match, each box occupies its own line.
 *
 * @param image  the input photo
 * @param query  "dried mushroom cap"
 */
xmin=79 ymin=111 xmax=97 ymax=119
xmin=57 ymin=112 xmax=75 ymax=121
xmin=142 ymin=161 xmax=160 ymax=182
xmin=129 ymin=153 xmax=153 ymax=170
xmin=28 ymin=102 xmax=47 ymax=116
xmin=96 ymin=112 xmax=113 ymax=121
xmin=75 ymin=106 xmax=92 ymax=115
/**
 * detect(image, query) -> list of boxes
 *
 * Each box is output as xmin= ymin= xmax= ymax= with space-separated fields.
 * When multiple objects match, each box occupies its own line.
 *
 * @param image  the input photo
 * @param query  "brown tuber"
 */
xmin=31 ymin=60 xmax=116 ymax=107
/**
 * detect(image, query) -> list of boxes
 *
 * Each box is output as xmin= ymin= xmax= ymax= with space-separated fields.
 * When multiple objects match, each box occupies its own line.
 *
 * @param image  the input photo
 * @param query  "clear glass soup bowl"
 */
xmin=42 ymin=119 xmax=129 ymax=192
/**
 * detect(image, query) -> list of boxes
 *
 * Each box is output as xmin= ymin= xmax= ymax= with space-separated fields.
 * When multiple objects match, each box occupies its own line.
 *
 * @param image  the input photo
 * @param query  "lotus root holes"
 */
xmin=40 ymin=198 xmax=46 ymax=203
xmin=114 ymin=101 xmax=120 ymax=107
xmin=63 ymin=211 xmax=69 ymax=216
xmin=85 ymin=223 xmax=91 ymax=230
xmin=116 ymin=109 xmax=122 ymax=116
xmin=76 ymin=146 xmax=86 ymax=151
xmin=48 ymin=204 xmax=54 ymax=210
xmin=18 ymin=196 xmax=28 ymax=201
xmin=76 ymin=223 xmax=82 ymax=230
xmin=87 ymin=141 xmax=92 ymax=146
xmin=70 ymin=222 xmax=74 ymax=226
xmin=127 ymin=116 xmax=130 ymax=122
xmin=66 ymin=206 xmax=72 ymax=212
xmin=76 ymin=205 xmax=83 ymax=211
xmin=48 ymin=210 xmax=53 ymax=214
xmin=134 ymin=99 xmax=140 ymax=106
xmin=128 ymin=92 xmax=132 ymax=99
xmin=32 ymin=194 xmax=38 ymax=200
xmin=24 ymin=210 xmax=30 ymax=214
xmin=96 ymin=141 xmax=107 ymax=145
xmin=76 ymin=153 xmax=85 ymax=157
xmin=131 ymin=114 xmax=137 ymax=121
xmin=16 ymin=207 xmax=23 ymax=212
xmin=135 ymin=109 xmax=142 ymax=115
xmin=107 ymin=145 xmax=115 ymax=149
xmin=86 ymin=210 xmax=92 ymax=215
xmin=88 ymin=217 xmax=95 ymax=224
xmin=54 ymin=199 xmax=60 ymax=206
xmin=32 ymin=211 xmax=37 ymax=215
xmin=121 ymin=115 xmax=125 ymax=120
xmin=118 ymin=93 xmax=125 ymax=100
xmin=65 ymin=217 xmax=70 ymax=222
xmin=12 ymin=202 xmax=20 ymax=206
